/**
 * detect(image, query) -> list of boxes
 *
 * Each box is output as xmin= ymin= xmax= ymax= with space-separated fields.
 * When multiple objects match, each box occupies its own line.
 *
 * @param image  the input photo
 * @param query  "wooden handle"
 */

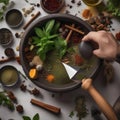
xmin=30 ymin=99 xmax=61 ymax=114
xmin=88 ymin=86 xmax=118 ymax=120
xmin=81 ymin=78 xmax=118 ymax=120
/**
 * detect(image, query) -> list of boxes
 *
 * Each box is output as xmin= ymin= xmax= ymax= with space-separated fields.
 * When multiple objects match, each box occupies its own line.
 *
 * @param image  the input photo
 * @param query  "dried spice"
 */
xmin=75 ymin=96 xmax=88 ymax=120
xmin=46 ymin=74 xmax=55 ymax=83
xmin=16 ymin=104 xmax=24 ymax=113
xmin=7 ymin=91 xmax=17 ymax=103
xmin=22 ymin=7 xmax=34 ymax=17
xmin=82 ymin=9 xmax=92 ymax=19
xmin=20 ymin=84 xmax=27 ymax=92
xmin=86 ymin=12 xmax=112 ymax=31
xmin=115 ymin=32 xmax=120 ymax=41
xmin=30 ymin=88 xmax=40 ymax=96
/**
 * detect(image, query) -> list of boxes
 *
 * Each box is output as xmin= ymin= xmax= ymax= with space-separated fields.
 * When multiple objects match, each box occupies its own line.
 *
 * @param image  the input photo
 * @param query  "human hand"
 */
xmin=82 ymin=31 xmax=118 ymax=60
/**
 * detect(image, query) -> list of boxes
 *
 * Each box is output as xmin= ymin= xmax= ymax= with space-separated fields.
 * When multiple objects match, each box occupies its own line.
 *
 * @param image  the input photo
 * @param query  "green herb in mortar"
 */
xmin=32 ymin=19 xmax=67 ymax=61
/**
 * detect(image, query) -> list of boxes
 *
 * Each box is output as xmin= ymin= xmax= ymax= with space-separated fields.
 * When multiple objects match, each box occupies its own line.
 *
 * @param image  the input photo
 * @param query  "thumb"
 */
xmin=93 ymin=49 xmax=102 ymax=58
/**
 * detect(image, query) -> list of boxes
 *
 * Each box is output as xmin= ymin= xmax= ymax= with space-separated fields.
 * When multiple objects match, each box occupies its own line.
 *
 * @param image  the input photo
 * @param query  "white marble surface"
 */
xmin=0 ymin=0 xmax=120 ymax=120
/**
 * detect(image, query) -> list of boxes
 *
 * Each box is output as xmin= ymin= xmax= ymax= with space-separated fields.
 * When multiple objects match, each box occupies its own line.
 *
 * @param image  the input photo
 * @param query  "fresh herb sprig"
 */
xmin=32 ymin=19 xmax=67 ymax=61
xmin=106 ymin=0 xmax=120 ymax=17
xmin=0 ymin=92 xmax=14 ymax=110
xmin=23 ymin=113 xmax=40 ymax=120
xmin=0 ymin=0 xmax=10 ymax=21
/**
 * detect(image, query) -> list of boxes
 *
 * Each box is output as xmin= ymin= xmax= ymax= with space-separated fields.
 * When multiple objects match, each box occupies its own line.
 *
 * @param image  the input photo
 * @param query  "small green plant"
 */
xmin=32 ymin=19 xmax=67 ymax=61
xmin=0 ymin=92 xmax=14 ymax=110
xmin=106 ymin=0 xmax=120 ymax=17
xmin=0 ymin=0 xmax=10 ymax=21
xmin=22 ymin=113 xmax=40 ymax=120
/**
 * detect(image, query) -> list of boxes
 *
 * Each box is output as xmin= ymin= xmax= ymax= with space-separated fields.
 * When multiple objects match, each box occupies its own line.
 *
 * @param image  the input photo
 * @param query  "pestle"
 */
xmin=79 ymin=41 xmax=94 ymax=59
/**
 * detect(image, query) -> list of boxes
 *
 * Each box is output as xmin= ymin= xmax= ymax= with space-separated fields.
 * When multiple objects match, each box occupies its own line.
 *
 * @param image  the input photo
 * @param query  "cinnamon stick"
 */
xmin=23 ymin=11 xmax=41 ymax=30
xmin=65 ymin=24 xmax=84 ymax=35
xmin=30 ymin=99 xmax=61 ymax=114
xmin=0 ymin=56 xmax=20 ymax=64
xmin=65 ymin=24 xmax=75 ymax=42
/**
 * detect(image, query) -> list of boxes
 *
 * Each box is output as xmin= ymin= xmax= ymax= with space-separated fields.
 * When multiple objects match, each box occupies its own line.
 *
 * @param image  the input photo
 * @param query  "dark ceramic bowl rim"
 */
xmin=0 ymin=65 xmax=19 ymax=87
xmin=0 ymin=28 xmax=13 ymax=46
xmin=5 ymin=9 xmax=23 ymax=28
xmin=41 ymin=0 xmax=65 ymax=14
xmin=20 ymin=14 xmax=101 ymax=92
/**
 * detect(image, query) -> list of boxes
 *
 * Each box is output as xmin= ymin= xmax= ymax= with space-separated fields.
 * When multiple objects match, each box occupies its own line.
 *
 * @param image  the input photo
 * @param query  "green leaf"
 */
xmin=55 ymin=37 xmax=67 ymax=58
xmin=32 ymin=36 xmax=40 ymax=44
xmin=45 ymin=19 xmax=55 ymax=34
xmin=69 ymin=111 xmax=75 ymax=118
xmin=33 ymin=113 xmax=39 ymax=120
xmin=51 ymin=21 xmax=60 ymax=34
xmin=35 ymin=27 xmax=45 ymax=38
xmin=0 ymin=0 xmax=9 ymax=5
xmin=22 ymin=116 xmax=31 ymax=120
xmin=47 ymin=34 xmax=58 ymax=40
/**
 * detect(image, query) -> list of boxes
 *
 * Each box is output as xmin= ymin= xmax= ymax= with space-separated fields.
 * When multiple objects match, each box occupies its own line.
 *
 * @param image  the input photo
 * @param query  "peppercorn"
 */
xmin=20 ymin=84 xmax=27 ymax=92
xmin=16 ymin=105 xmax=24 ymax=113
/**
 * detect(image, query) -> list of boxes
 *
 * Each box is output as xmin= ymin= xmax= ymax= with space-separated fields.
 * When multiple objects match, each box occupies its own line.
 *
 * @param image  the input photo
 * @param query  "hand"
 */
xmin=82 ymin=31 xmax=119 ymax=60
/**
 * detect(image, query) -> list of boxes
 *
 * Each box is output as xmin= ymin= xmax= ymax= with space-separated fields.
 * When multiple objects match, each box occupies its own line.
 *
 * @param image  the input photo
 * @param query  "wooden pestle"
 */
xmin=81 ymin=78 xmax=118 ymax=120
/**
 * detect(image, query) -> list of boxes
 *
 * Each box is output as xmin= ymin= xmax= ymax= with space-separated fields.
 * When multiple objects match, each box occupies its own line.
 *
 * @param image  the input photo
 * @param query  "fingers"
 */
xmin=82 ymin=30 xmax=107 ymax=43
xmin=82 ymin=31 xmax=98 ymax=42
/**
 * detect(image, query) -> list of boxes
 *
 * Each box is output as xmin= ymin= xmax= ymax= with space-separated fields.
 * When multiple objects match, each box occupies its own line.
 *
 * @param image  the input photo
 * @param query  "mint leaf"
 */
xmin=45 ymin=19 xmax=55 ymax=34
xmin=33 ymin=113 xmax=39 ymax=120
xmin=35 ymin=28 xmax=45 ymax=38
xmin=22 ymin=116 xmax=31 ymax=120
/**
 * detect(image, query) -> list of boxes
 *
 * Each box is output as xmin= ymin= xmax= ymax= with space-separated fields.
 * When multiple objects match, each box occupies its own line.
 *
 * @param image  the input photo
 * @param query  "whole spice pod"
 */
xmin=16 ymin=104 xmax=24 ymax=113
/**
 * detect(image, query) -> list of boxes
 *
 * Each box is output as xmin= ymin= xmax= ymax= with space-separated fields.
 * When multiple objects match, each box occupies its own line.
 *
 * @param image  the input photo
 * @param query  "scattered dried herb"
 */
xmin=75 ymin=95 xmax=88 ymax=120
xmin=69 ymin=111 xmax=75 ymax=118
